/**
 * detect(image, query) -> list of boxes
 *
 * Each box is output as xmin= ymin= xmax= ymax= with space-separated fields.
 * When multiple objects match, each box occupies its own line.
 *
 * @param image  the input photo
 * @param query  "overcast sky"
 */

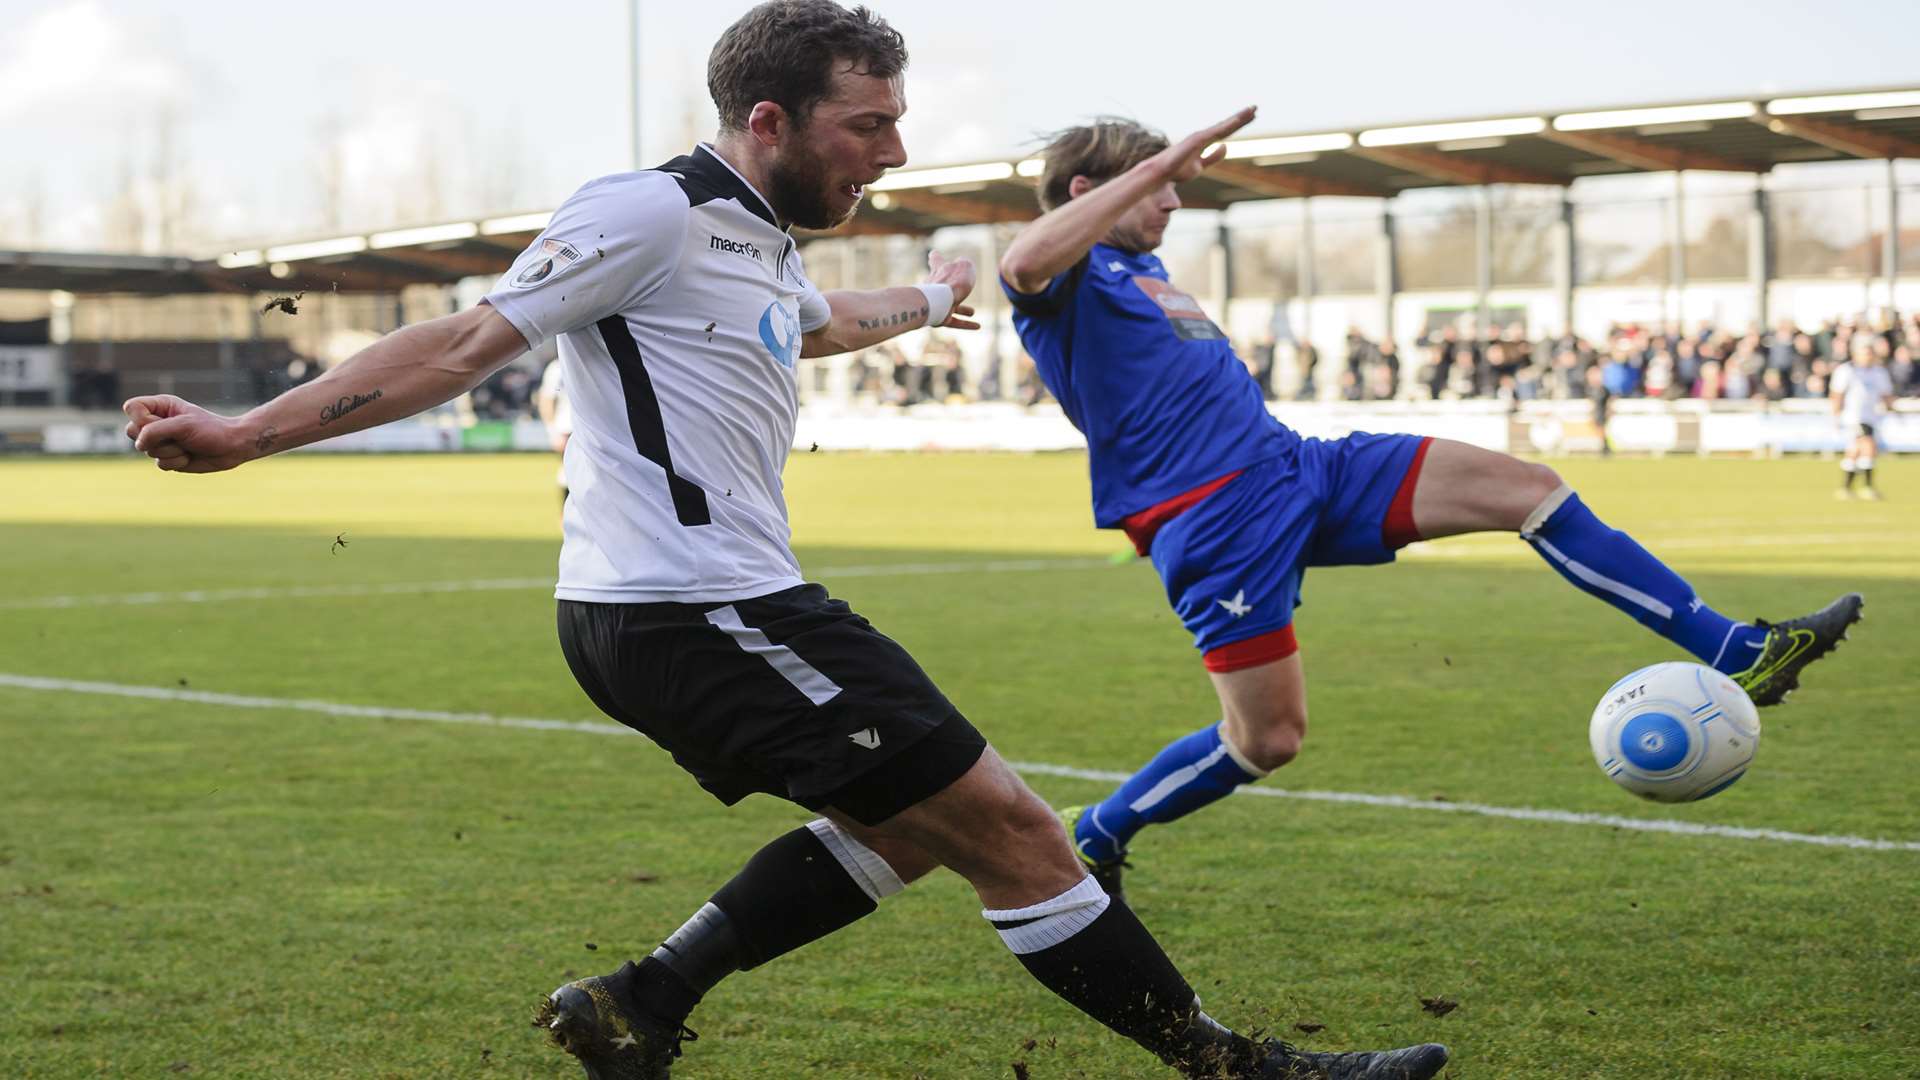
xmin=4 ymin=0 xmax=1917 ymax=253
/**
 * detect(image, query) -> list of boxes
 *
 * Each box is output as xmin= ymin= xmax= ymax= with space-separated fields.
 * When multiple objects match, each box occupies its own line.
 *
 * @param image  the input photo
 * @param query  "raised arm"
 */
xmin=999 ymin=107 xmax=1255 ymax=295
xmin=801 ymin=251 xmax=980 ymax=358
xmin=124 ymin=303 xmax=528 ymax=473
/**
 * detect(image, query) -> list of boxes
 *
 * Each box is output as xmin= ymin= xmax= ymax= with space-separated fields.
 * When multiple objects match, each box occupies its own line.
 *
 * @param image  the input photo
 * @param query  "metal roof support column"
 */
xmin=1376 ymin=202 xmax=1398 ymax=346
xmin=1297 ymin=197 xmax=1316 ymax=354
xmin=1212 ymin=217 xmax=1234 ymax=319
xmin=980 ymin=224 xmax=1012 ymax=404
xmin=1884 ymin=159 xmax=1900 ymax=314
xmin=1474 ymin=186 xmax=1492 ymax=344
xmin=1749 ymin=185 xmax=1771 ymax=331
xmin=1553 ymin=191 xmax=1575 ymax=336
xmin=1669 ymin=172 xmax=1688 ymax=330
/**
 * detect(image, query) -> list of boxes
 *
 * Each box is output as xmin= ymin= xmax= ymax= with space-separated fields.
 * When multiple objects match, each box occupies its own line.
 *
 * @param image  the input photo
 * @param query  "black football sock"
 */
xmin=642 ymin=821 xmax=900 ymax=1022
xmin=1843 ymin=463 xmax=1857 ymax=488
xmin=985 ymin=877 xmax=1259 ymax=1076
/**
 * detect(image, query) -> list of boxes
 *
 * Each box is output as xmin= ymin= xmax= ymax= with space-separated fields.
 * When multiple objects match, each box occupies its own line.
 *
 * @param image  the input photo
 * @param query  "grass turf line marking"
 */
xmin=5 ymin=672 xmax=1917 ymax=856
xmin=1401 ymin=531 xmax=1916 ymax=559
xmin=0 ymin=558 xmax=1117 ymax=610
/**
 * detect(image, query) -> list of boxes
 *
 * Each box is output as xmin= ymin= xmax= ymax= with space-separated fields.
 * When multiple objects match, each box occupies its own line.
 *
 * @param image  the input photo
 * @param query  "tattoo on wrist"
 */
xmin=254 ymin=426 xmax=279 ymax=454
xmin=856 ymin=304 xmax=930 ymax=332
xmin=318 ymin=389 xmax=383 ymax=426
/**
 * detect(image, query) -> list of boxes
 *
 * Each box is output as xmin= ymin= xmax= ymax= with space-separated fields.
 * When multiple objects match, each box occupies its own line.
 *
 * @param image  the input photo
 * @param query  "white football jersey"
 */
xmin=1830 ymin=361 xmax=1894 ymax=426
xmin=486 ymin=145 xmax=831 ymax=603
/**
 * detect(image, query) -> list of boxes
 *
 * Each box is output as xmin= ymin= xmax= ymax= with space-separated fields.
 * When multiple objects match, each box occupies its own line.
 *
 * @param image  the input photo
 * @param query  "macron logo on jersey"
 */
xmin=709 ymin=234 xmax=765 ymax=263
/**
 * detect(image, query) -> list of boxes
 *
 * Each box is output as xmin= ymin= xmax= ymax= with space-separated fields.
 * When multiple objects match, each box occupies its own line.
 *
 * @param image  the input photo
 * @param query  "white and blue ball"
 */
xmin=1589 ymin=662 xmax=1760 ymax=803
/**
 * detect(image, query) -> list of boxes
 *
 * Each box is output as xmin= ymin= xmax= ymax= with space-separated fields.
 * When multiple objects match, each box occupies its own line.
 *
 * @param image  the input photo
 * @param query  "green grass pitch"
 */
xmin=1 ymin=451 xmax=1915 ymax=1078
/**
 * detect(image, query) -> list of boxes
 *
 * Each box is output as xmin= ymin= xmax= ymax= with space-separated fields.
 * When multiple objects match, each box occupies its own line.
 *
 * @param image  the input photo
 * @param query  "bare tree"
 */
xmin=105 ymin=146 xmax=147 ymax=252
xmin=466 ymin=111 xmax=528 ymax=215
xmin=312 ymin=113 xmax=349 ymax=232
xmin=148 ymin=105 xmax=196 ymax=253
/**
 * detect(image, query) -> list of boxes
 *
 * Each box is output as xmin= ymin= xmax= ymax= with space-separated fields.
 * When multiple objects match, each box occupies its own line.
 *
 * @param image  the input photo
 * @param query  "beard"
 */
xmin=766 ymin=137 xmax=855 ymax=231
xmin=1107 ymin=221 xmax=1164 ymax=255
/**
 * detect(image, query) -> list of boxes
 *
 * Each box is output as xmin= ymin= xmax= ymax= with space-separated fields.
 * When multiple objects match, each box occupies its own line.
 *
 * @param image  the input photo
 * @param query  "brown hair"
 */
xmin=708 ymin=1 xmax=908 ymax=132
xmin=1034 ymin=117 xmax=1169 ymax=211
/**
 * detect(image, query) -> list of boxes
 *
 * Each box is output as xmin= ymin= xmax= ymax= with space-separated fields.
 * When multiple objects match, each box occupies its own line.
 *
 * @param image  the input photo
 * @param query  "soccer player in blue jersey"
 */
xmin=1000 ymin=108 xmax=1865 ymax=898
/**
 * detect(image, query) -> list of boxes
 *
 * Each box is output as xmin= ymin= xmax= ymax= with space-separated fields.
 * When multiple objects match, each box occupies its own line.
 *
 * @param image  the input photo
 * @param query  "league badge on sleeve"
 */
xmin=512 ymin=238 xmax=585 ymax=288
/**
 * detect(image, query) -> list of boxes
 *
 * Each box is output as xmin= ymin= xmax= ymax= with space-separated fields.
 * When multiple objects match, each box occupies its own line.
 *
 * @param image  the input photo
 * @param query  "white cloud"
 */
xmin=0 ymin=2 xmax=192 ymax=123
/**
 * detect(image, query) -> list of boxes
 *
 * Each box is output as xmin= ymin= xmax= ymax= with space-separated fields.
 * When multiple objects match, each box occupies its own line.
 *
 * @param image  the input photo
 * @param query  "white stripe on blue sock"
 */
xmin=1127 ymin=743 xmax=1232 ymax=815
xmin=1531 ymin=537 xmax=1675 ymax=621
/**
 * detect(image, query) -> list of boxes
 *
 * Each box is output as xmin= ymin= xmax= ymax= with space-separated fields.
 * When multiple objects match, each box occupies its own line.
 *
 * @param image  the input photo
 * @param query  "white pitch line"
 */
xmin=0 ymin=578 xmax=555 ymax=610
xmin=4 ymin=672 xmax=1916 ymax=855
xmin=1010 ymin=762 xmax=1920 ymax=853
xmin=1402 ymin=531 xmax=1917 ymax=559
xmin=0 ymin=558 xmax=1119 ymax=611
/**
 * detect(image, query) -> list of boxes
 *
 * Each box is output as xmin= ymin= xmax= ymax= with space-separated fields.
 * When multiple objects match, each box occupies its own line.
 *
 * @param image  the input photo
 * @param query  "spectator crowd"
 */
xmin=464 ymin=311 xmax=1920 ymax=422
xmin=1326 ymin=311 xmax=1920 ymax=405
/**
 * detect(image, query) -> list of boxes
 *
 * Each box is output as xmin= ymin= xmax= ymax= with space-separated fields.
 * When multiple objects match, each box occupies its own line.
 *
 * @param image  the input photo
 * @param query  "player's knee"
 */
xmin=1510 ymin=461 xmax=1567 ymax=533
xmin=1228 ymin=708 xmax=1306 ymax=771
xmin=1522 ymin=462 xmax=1564 ymax=506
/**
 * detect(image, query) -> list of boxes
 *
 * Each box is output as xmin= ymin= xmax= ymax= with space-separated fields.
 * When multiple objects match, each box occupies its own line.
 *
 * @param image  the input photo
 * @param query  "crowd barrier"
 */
xmin=9 ymin=399 xmax=1917 ymax=457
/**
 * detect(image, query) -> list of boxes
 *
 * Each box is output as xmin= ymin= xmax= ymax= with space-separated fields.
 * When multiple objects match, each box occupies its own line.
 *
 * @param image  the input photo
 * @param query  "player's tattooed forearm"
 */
xmin=253 ymin=426 xmax=278 ymax=453
xmin=856 ymin=304 xmax=930 ymax=332
xmin=318 ymin=389 xmax=384 ymax=426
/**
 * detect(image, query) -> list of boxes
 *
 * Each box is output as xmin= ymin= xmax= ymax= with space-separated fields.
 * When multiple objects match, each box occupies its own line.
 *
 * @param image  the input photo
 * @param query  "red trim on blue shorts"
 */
xmin=1380 ymin=436 xmax=1435 ymax=551
xmin=1203 ymin=625 xmax=1299 ymax=673
xmin=1119 ymin=470 xmax=1245 ymax=556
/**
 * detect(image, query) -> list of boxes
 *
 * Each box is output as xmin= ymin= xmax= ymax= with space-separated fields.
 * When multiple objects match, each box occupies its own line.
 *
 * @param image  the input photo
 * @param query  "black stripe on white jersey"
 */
xmin=595 ymin=314 xmax=711 ymax=527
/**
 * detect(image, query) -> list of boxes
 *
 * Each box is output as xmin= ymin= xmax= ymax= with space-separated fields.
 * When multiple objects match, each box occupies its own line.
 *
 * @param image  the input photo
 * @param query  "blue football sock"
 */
xmin=1075 ymin=722 xmax=1264 ymax=863
xmin=1523 ymin=489 xmax=1768 ymax=674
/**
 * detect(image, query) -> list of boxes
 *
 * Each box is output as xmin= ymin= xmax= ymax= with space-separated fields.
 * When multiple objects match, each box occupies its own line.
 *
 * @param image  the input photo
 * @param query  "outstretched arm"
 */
xmin=802 ymin=251 xmax=980 ymax=358
xmin=124 ymin=303 xmax=530 ymax=473
xmin=998 ymin=107 xmax=1255 ymax=296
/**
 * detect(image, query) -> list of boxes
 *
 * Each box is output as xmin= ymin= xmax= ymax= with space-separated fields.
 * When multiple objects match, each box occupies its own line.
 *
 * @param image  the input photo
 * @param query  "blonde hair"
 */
xmin=1034 ymin=117 xmax=1169 ymax=211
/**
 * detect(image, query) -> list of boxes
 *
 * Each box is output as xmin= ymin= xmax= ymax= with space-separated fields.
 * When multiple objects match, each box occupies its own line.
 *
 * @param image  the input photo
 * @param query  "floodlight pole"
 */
xmin=629 ymin=0 xmax=643 ymax=170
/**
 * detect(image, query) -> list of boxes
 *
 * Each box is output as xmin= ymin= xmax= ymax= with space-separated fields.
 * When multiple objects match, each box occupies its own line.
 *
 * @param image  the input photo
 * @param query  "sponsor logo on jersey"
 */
xmin=709 ymin=234 xmax=765 ymax=263
xmin=1131 ymin=276 xmax=1225 ymax=341
xmin=848 ymin=727 xmax=882 ymax=750
xmin=511 ymin=238 xmax=584 ymax=288
xmin=758 ymin=300 xmax=802 ymax=369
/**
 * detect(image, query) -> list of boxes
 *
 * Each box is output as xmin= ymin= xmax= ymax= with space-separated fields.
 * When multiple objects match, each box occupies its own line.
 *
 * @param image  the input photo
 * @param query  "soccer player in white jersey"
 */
xmin=120 ymin=3 xmax=1446 ymax=1078
xmin=1831 ymin=335 xmax=1896 ymax=500
xmin=536 ymin=354 xmax=572 ymax=504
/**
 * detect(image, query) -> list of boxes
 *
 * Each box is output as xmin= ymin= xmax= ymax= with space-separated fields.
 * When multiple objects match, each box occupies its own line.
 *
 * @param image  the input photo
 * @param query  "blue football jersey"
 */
xmin=1004 ymin=243 xmax=1296 ymax=527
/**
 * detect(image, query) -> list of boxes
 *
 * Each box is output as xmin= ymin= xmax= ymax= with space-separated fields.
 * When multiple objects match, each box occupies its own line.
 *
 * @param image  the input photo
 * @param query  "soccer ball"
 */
xmin=1588 ymin=662 xmax=1760 ymax=803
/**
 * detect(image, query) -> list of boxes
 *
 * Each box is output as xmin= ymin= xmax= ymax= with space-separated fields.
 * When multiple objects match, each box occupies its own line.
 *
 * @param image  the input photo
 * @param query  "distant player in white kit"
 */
xmin=1831 ymin=335 xmax=1896 ymax=500
xmin=536 ymin=354 xmax=572 ymax=504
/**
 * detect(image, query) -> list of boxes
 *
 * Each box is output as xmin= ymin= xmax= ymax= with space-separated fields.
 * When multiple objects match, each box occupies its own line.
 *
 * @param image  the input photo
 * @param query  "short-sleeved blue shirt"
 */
xmin=1004 ymin=243 xmax=1296 ymax=527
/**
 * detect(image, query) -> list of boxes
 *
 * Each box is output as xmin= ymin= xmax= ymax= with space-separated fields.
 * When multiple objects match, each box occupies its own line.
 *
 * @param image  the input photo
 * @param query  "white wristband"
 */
xmin=915 ymin=283 xmax=953 ymax=328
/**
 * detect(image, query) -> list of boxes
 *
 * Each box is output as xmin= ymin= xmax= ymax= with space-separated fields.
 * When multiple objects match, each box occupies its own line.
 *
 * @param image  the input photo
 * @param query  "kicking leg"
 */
xmin=861 ymin=747 xmax=1442 ymax=1079
xmin=538 ymin=815 xmax=942 ymax=1077
xmin=1411 ymin=439 xmax=1861 ymax=704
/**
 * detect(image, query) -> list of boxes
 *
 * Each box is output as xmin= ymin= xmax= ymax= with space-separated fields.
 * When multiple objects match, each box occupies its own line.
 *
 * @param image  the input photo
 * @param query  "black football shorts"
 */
xmin=557 ymin=584 xmax=986 ymax=825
